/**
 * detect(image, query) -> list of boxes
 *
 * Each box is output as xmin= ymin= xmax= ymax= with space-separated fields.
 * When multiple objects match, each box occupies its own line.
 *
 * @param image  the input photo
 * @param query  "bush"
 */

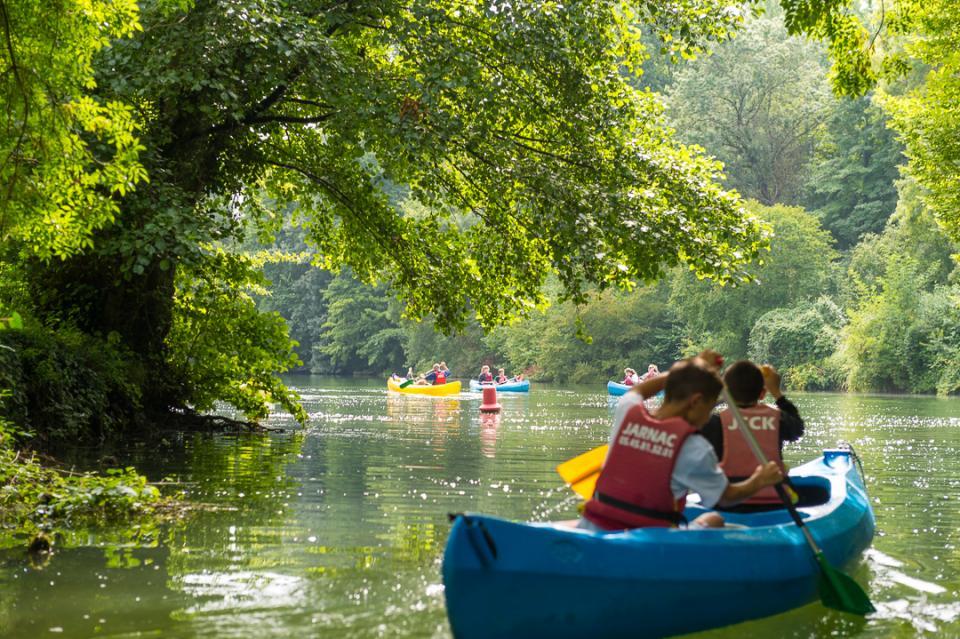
xmin=904 ymin=286 xmax=960 ymax=395
xmin=0 ymin=417 xmax=164 ymax=549
xmin=0 ymin=323 xmax=143 ymax=445
xmin=748 ymin=298 xmax=845 ymax=390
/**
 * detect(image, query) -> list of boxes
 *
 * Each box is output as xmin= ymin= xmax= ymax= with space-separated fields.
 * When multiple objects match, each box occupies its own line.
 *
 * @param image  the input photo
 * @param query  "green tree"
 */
xmin=0 ymin=0 xmax=146 ymax=260
xmin=493 ymin=283 xmax=681 ymax=383
xmin=670 ymin=200 xmax=837 ymax=358
xmin=666 ymin=14 xmax=832 ymax=205
xmin=748 ymin=297 xmax=845 ymax=389
xmin=311 ymin=273 xmax=406 ymax=375
xmin=839 ymin=252 xmax=923 ymax=392
xmin=802 ymin=96 xmax=903 ymax=248
xmin=879 ymin=0 xmax=960 ymax=243
xmin=20 ymin=0 xmax=770 ymax=422
xmin=837 ymin=177 xmax=960 ymax=394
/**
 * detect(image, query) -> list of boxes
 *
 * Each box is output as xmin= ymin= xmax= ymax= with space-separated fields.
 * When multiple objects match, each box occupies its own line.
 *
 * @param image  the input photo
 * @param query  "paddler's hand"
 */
xmin=761 ymin=364 xmax=783 ymax=400
xmin=695 ymin=349 xmax=723 ymax=372
xmin=752 ymin=461 xmax=784 ymax=488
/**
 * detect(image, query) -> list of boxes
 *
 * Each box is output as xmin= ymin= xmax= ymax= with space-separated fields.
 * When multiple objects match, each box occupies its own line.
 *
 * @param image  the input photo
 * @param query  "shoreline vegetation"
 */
xmin=0 ymin=419 xmax=166 ymax=554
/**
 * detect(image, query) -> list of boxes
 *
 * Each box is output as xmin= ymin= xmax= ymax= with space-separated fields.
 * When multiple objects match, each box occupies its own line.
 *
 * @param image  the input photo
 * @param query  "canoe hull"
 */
xmin=387 ymin=379 xmax=462 ymax=396
xmin=469 ymin=379 xmax=531 ymax=393
xmin=607 ymin=381 xmax=662 ymax=399
xmin=606 ymin=380 xmax=631 ymax=396
xmin=443 ymin=450 xmax=874 ymax=639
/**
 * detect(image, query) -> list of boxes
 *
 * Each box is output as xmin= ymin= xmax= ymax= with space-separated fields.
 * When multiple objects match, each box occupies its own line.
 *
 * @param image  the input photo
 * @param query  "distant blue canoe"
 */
xmin=469 ymin=379 xmax=530 ymax=393
xmin=606 ymin=380 xmax=632 ymax=396
xmin=443 ymin=449 xmax=875 ymax=639
xmin=607 ymin=380 xmax=662 ymax=398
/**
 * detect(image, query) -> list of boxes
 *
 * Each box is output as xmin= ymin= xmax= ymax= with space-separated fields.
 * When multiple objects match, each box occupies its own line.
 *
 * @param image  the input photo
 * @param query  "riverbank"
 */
xmin=0 ymin=419 xmax=167 ymax=553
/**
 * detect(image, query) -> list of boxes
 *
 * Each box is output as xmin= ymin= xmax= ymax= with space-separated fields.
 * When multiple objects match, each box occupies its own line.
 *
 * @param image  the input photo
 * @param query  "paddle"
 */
xmin=556 ymin=444 xmax=608 ymax=500
xmin=722 ymin=387 xmax=875 ymax=615
xmin=399 ymin=378 xmax=415 ymax=388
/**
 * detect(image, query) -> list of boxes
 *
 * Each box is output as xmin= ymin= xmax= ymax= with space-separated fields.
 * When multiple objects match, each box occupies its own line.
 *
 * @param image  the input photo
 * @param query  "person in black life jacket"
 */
xmin=477 ymin=365 xmax=494 ymax=383
xmin=700 ymin=361 xmax=804 ymax=507
xmin=579 ymin=350 xmax=783 ymax=531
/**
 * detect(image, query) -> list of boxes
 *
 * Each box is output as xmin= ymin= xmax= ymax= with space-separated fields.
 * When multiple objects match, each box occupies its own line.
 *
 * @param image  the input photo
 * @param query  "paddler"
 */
xmin=700 ymin=361 xmax=804 ymax=509
xmin=579 ymin=351 xmax=783 ymax=531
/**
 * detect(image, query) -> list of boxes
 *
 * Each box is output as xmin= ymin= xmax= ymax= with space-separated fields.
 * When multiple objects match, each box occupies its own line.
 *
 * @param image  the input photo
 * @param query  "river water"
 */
xmin=1 ymin=377 xmax=959 ymax=638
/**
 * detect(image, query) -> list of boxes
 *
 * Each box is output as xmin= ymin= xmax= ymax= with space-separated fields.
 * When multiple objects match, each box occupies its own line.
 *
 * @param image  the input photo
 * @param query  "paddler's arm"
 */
xmin=633 ymin=349 xmax=722 ymax=400
xmin=631 ymin=371 xmax=667 ymax=399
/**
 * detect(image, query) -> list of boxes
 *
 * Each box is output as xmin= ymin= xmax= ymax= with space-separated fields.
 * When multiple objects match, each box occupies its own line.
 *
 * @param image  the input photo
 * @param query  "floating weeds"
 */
xmin=0 ymin=420 xmax=175 ymax=553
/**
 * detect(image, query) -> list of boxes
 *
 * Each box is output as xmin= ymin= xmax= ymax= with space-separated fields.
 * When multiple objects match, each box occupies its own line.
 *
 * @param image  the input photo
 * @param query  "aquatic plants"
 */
xmin=0 ymin=416 xmax=164 ymax=550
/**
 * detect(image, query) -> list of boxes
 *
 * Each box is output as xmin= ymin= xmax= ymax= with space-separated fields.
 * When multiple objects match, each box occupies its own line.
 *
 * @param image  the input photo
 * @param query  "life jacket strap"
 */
xmin=594 ymin=491 xmax=687 ymax=525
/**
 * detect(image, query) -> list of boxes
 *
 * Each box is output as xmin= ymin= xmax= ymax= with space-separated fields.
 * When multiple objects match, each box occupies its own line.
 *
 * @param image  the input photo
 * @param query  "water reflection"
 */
xmin=479 ymin=412 xmax=500 ymax=458
xmin=2 ymin=383 xmax=960 ymax=638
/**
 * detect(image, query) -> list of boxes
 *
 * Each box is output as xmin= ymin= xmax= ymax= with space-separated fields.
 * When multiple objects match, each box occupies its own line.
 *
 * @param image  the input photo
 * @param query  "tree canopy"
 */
xmin=10 ymin=0 xmax=779 ymax=421
xmin=0 ymin=0 xmax=146 ymax=260
xmin=666 ymin=15 xmax=831 ymax=206
xmin=3 ymin=0 xmax=959 ymax=432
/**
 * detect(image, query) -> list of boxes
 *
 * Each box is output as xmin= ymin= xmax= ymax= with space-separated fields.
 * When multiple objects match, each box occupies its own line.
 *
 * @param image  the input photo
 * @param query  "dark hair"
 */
xmin=724 ymin=360 xmax=764 ymax=406
xmin=664 ymin=358 xmax=723 ymax=403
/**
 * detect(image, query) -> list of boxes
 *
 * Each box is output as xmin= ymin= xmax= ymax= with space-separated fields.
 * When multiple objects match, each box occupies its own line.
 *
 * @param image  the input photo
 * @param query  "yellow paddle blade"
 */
xmin=556 ymin=444 xmax=608 ymax=500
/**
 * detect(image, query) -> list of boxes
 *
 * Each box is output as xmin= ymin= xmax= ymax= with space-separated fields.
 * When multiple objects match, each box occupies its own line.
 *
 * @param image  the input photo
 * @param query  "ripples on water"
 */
xmin=1 ymin=381 xmax=959 ymax=637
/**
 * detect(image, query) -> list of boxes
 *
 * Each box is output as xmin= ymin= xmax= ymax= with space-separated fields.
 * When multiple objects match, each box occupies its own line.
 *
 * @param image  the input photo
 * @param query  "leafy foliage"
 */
xmin=778 ymin=0 xmax=875 ymax=96
xmin=0 ymin=0 xmax=147 ymax=260
xmin=166 ymin=249 xmax=306 ymax=423
xmin=0 ymin=323 xmax=143 ymax=443
xmin=11 ymin=0 xmax=776 ymax=424
xmin=879 ymin=0 xmax=960 ymax=243
xmin=837 ymin=179 xmax=960 ymax=393
xmin=666 ymin=14 xmax=832 ymax=206
xmin=669 ymin=200 xmax=837 ymax=358
xmin=803 ymin=96 xmax=903 ymax=248
xmin=0 ymin=416 xmax=163 ymax=548
xmin=748 ymin=298 xmax=845 ymax=389
xmin=311 ymin=273 xmax=407 ymax=375
xmin=496 ymin=284 xmax=682 ymax=383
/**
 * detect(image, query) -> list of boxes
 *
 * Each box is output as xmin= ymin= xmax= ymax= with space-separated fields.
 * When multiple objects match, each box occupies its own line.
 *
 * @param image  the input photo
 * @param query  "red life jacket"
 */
xmin=583 ymin=402 xmax=696 ymax=529
xmin=479 ymin=372 xmax=493 ymax=382
xmin=622 ymin=375 xmax=636 ymax=386
xmin=719 ymin=404 xmax=783 ymax=505
xmin=436 ymin=371 xmax=447 ymax=384
xmin=496 ymin=374 xmax=507 ymax=384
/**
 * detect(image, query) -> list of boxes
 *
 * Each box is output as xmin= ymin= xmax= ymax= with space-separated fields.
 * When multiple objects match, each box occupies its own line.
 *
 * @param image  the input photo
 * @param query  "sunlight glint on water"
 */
xmin=1 ymin=379 xmax=959 ymax=637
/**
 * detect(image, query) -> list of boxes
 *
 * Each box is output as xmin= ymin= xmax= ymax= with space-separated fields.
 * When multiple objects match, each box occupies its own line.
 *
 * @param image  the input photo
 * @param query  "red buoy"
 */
xmin=479 ymin=385 xmax=501 ymax=413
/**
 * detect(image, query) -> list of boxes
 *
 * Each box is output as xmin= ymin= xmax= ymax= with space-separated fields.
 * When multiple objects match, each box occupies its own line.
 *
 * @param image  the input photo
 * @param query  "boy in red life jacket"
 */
xmin=477 ymin=365 xmax=494 ymax=383
xmin=495 ymin=368 xmax=508 ymax=384
xmin=621 ymin=368 xmax=638 ymax=385
xmin=701 ymin=361 xmax=804 ymax=508
xmin=580 ymin=351 xmax=783 ymax=531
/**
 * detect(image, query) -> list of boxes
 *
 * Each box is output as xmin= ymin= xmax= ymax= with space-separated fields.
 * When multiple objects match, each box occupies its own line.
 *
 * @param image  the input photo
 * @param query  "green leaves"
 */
xmin=877 ymin=0 xmax=960 ymax=244
xmin=0 ymin=0 xmax=146 ymax=260
xmin=166 ymin=248 xmax=307 ymax=424
xmin=778 ymin=0 xmax=875 ymax=96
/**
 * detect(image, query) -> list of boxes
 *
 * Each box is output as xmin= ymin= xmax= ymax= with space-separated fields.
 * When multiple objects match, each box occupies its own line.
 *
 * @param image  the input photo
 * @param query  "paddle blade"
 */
xmin=556 ymin=445 xmax=608 ymax=500
xmin=816 ymin=552 xmax=875 ymax=615
xmin=399 ymin=379 xmax=414 ymax=388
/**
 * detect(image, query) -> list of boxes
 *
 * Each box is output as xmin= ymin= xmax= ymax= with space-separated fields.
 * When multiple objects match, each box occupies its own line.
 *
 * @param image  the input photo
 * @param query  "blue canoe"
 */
xmin=469 ymin=379 xmax=531 ymax=393
xmin=606 ymin=380 xmax=631 ymax=396
xmin=443 ymin=449 xmax=874 ymax=639
xmin=608 ymin=380 xmax=662 ymax=398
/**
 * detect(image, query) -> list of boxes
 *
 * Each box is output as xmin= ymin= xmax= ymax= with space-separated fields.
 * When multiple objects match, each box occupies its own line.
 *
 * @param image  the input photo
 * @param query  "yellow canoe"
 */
xmin=387 ymin=378 xmax=462 ymax=396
